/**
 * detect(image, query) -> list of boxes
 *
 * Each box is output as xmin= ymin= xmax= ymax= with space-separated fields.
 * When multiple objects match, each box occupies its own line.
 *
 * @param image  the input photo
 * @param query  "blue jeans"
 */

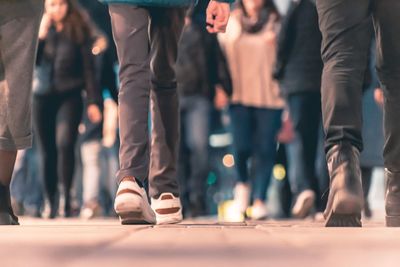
xmin=287 ymin=92 xmax=329 ymax=211
xmin=178 ymin=96 xmax=211 ymax=215
xmin=229 ymin=104 xmax=283 ymax=201
xmin=10 ymin=147 xmax=43 ymax=212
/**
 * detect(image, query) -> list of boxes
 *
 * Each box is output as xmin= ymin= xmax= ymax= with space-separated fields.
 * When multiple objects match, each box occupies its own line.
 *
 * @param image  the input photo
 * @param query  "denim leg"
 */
xmin=287 ymin=93 xmax=321 ymax=196
xmin=252 ymin=108 xmax=283 ymax=202
xmin=81 ymin=140 xmax=102 ymax=204
xmin=229 ymin=104 xmax=253 ymax=184
xmin=184 ymin=96 xmax=210 ymax=205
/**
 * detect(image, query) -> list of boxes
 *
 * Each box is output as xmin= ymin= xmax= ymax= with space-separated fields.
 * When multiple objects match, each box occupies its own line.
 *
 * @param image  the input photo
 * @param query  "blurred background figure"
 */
xmin=360 ymin=33 xmax=384 ymax=220
xmin=176 ymin=3 xmax=231 ymax=218
xmin=10 ymin=146 xmax=43 ymax=218
xmin=218 ymin=0 xmax=284 ymax=221
xmin=78 ymin=0 xmax=119 ymax=220
xmin=33 ymin=0 xmax=102 ymax=218
xmin=274 ymin=0 xmax=328 ymax=219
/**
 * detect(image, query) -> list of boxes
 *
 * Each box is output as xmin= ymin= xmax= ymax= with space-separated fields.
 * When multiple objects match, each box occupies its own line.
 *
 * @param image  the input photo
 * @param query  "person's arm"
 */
xmin=81 ymin=40 xmax=103 ymax=123
xmin=273 ymin=0 xmax=302 ymax=80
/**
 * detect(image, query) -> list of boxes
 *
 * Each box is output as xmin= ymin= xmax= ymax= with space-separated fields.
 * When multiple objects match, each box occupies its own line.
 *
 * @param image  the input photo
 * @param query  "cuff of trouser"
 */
xmin=117 ymin=168 xmax=148 ymax=185
xmin=0 ymin=135 xmax=32 ymax=151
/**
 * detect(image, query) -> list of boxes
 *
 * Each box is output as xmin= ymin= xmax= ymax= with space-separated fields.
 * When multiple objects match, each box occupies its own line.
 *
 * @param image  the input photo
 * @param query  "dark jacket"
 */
xmin=274 ymin=0 xmax=323 ymax=96
xmin=176 ymin=21 xmax=232 ymax=99
xmin=99 ymin=0 xmax=232 ymax=7
xmin=34 ymin=27 xmax=101 ymax=105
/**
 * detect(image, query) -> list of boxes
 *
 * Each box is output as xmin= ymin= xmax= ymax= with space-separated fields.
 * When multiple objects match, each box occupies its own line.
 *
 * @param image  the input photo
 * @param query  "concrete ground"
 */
xmin=0 ymin=217 xmax=398 ymax=267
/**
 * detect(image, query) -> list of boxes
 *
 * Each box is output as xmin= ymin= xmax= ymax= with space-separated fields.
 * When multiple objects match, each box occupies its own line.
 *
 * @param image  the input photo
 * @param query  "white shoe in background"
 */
xmin=292 ymin=190 xmax=316 ymax=219
xmin=233 ymin=182 xmax=251 ymax=213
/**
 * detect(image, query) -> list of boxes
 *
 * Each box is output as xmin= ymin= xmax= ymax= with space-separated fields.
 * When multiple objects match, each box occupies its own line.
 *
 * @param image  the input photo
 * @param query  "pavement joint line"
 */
xmin=62 ymin=225 xmax=151 ymax=267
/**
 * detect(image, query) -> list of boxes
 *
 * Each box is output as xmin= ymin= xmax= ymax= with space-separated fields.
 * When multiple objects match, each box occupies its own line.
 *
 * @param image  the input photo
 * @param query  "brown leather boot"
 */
xmin=385 ymin=169 xmax=400 ymax=227
xmin=324 ymin=143 xmax=364 ymax=227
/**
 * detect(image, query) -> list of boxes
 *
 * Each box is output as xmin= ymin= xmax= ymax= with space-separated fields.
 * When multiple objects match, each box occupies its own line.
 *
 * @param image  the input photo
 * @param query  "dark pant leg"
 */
xmin=316 ymin=0 xmax=373 ymax=152
xmin=372 ymin=0 xmax=400 ymax=171
xmin=109 ymin=5 xmax=151 ymax=183
xmin=55 ymin=92 xmax=83 ymax=212
xmin=33 ymin=95 xmax=58 ymax=207
xmin=148 ymin=8 xmax=185 ymax=198
xmin=184 ymin=96 xmax=210 ymax=212
xmin=229 ymin=104 xmax=253 ymax=184
xmin=0 ymin=0 xmax=43 ymax=150
xmin=287 ymin=92 xmax=321 ymax=197
xmin=252 ymin=108 xmax=282 ymax=202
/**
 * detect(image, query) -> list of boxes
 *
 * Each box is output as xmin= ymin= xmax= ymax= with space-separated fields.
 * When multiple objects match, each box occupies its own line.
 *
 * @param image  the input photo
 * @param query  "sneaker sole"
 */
xmin=386 ymin=216 xmax=400 ymax=227
xmin=119 ymin=211 xmax=154 ymax=225
xmin=155 ymin=211 xmax=183 ymax=225
xmin=115 ymin=194 xmax=156 ymax=225
xmin=325 ymin=192 xmax=362 ymax=227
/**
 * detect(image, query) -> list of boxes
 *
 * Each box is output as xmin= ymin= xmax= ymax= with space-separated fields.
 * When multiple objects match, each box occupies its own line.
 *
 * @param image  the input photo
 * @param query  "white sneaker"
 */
xmin=114 ymin=178 xmax=156 ymax=224
xmin=292 ymin=190 xmax=316 ymax=219
xmin=250 ymin=202 xmax=268 ymax=220
xmin=151 ymin=193 xmax=183 ymax=225
xmin=233 ymin=182 xmax=250 ymax=213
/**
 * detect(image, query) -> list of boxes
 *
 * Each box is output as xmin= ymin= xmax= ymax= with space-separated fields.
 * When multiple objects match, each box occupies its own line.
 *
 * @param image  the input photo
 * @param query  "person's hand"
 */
xmin=374 ymin=88 xmax=384 ymax=108
xmin=87 ymin=104 xmax=102 ymax=123
xmin=214 ymin=85 xmax=229 ymax=110
xmin=206 ymin=1 xmax=230 ymax=33
xmin=38 ymin=13 xmax=52 ymax=40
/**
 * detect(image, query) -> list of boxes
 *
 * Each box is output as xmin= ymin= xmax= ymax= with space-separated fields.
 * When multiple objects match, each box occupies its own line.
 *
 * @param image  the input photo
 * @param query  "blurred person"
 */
xmin=33 ymin=0 xmax=102 ymax=218
xmin=218 ymin=0 xmax=285 ymax=220
xmin=100 ymin=0 xmax=231 ymax=225
xmin=10 ymin=146 xmax=43 ymax=218
xmin=0 ymin=0 xmax=43 ymax=225
xmin=316 ymin=0 xmax=400 ymax=227
xmin=176 ymin=7 xmax=231 ymax=218
xmin=360 ymin=37 xmax=384 ymax=219
xmin=274 ymin=0 xmax=326 ymax=219
xmin=75 ymin=0 xmax=119 ymax=219
xmin=78 ymin=0 xmax=119 ymax=103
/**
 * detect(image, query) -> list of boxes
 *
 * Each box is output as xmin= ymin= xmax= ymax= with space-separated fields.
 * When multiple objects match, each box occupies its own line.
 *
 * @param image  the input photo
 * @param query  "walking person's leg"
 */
xmin=251 ymin=108 xmax=282 ymax=220
xmin=0 ymin=0 xmax=43 ymax=225
xmin=33 ymin=95 xmax=58 ymax=218
xmin=372 ymin=0 xmax=400 ymax=227
xmin=109 ymin=5 xmax=157 ymax=224
xmin=229 ymin=104 xmax=253 ymax=217
xmin=148 ymin=7 xmax=186 ymax=224
xmin=184 ymin=96 xmax=211 ymax=217
xmin=55 ymin=92 xmax=83 ymax=217
xmin=287 ymin=92 xmax=321 ymax=218
xmin=316 ymin=0 xmax=372 ymax=227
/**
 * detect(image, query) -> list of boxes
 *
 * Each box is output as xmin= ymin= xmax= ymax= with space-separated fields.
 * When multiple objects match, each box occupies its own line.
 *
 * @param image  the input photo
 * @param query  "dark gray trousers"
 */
xmin=317 ymin=0 xmax=400 ymax=171
xmin=0 ymin=0 xmax=43 ymax=150
xmin=109 ymin=5 xmax=185 ymax=197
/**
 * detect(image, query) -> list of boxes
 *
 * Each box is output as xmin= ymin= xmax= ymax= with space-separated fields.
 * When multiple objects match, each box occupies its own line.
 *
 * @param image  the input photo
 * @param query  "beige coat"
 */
xmin=218 ymin=11 xmax=285 ymax=109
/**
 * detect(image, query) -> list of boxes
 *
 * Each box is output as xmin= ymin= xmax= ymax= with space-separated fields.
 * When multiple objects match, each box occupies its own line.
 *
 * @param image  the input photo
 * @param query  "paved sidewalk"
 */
xmin=0 ymin=218 xmax=398 ymax=267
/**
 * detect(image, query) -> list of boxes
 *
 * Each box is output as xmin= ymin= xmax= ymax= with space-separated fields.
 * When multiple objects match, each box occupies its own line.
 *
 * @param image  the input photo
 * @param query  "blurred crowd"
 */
xmin=11 ymin=0 xmax=384 ymax=222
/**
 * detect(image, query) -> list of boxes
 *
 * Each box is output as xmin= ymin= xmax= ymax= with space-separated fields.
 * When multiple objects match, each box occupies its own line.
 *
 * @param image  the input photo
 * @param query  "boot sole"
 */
xmin=386 ymin=216 xmax=400 ymax=227
xmin=325 ymin=192 xmax=362 ymax=227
